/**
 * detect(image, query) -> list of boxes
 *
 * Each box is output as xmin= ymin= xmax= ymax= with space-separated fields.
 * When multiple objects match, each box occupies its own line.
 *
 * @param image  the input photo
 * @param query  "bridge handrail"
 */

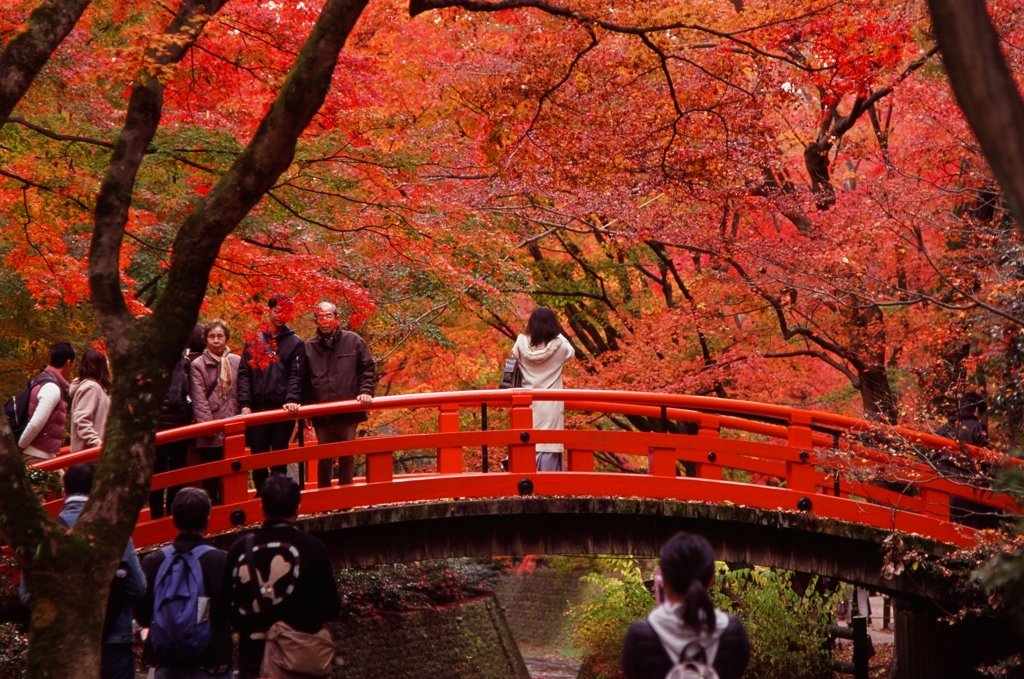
xmin=35 ymin=388 xmax=1001 ymax=470
xmin=28 ymin=389 xmax=1021 ymax=550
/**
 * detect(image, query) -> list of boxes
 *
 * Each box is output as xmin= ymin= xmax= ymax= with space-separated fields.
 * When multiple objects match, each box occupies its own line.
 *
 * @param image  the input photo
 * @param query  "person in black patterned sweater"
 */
xmin=224 ymin=474 xmax=341 ymax=679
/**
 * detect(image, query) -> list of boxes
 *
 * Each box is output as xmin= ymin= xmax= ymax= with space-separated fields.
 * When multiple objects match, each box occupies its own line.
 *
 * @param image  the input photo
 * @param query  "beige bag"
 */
xmin=259 ymin=620 xmax=336 ymax=679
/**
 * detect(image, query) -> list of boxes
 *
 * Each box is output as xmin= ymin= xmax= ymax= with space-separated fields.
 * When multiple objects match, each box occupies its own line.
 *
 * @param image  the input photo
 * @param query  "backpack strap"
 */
xmin=189 ymin=544 xmax=216 ymax=559
xmin=646 ymin=618 xmax=723 ymax=674
xmin=680 ymin=640 xmax=709 ymax=664
xmin=154 ymin=545 xmax=179 ymax=587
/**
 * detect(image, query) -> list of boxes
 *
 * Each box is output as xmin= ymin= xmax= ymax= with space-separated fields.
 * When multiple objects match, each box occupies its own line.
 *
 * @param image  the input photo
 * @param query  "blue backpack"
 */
xmin=150 ymin=544 xmax=215 ymax=658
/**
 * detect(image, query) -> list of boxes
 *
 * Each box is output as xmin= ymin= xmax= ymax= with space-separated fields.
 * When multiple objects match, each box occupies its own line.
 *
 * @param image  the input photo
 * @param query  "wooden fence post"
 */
xmin=508 ymin=393 xmax=535 ymax=473
xmin=438 ymin=404 xmax=462 ymax=474
xmin=787 ymin=412 xmax=818 ymax=493
xmin=695 ymin=415 xmax=723 ymax=480
xmin=567 ymin=449 xmax=594 ymax=472
xmin=222 ymin=419 xmax=249 ymax=504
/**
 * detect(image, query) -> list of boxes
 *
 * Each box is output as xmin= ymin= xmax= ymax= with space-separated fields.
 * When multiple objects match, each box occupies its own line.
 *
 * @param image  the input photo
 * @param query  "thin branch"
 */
xmin=4 ymin=116 xmax=117 ymax=149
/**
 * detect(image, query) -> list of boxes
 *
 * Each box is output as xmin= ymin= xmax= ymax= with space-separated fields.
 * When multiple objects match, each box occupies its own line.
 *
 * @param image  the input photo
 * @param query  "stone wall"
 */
xmin=332 ymin=595 xmax=529 ymax=679
xmin=493 ymin=567 xmax=594 ymax=648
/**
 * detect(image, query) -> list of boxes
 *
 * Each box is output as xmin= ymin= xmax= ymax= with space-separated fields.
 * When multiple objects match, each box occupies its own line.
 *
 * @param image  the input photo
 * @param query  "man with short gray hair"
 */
xmin=303 ymin=302 xmax=375 ymax=487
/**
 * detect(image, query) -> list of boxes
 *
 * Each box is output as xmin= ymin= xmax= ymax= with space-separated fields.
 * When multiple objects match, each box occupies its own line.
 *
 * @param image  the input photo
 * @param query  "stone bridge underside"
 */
xmin=209 ymin=497 xmax=957 ymax=604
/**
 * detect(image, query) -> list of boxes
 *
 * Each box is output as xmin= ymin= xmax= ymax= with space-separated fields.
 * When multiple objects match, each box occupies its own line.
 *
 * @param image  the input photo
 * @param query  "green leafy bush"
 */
xmin=567 ymin=558 xmax=654 ymax=679
xmin=714 ymin=566 xmax=836 ymax=679
xmin=567 ymin=560 xmax=836 ymax=679
xmin=25 ymin=468 xmax=61 ymax=502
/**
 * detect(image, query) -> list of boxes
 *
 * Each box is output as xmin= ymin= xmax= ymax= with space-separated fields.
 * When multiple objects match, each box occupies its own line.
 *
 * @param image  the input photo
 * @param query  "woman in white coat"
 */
xmin=512 ymin=306 xmax=576 ymax=471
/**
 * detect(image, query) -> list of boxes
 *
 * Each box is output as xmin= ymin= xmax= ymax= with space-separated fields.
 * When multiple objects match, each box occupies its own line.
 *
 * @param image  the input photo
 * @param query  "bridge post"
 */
xmin=787 ymin=412 xmax=819 ymax=493
xmin=438 ymin=404 xmax=462 ymax=474
xmin=366 ymin=451 xmax=394 ymax=483
xmin=920 ymin=487 xmax=950 ymax=520
xmin=508 ymin=393 xmax=535 ymax=474
xmin=648 ymin=447 xmax=677 ymax=477
xmin=695 ymin=415 xmax=723 ymax=480
xmin=222 ymin=420 xmax=249 ymax=504
xmin=567 ymin=449 xmax=594 ymax=472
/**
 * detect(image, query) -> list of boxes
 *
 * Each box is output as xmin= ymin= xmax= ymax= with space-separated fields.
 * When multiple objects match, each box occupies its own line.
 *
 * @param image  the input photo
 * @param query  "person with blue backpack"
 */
xmin=135 ymin=488 xmax=232 ymax=679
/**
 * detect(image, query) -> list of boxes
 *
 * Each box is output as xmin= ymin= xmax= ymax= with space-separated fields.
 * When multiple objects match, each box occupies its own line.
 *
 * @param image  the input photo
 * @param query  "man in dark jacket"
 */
xmin=304 ymin=301 xmax=375 ymax=487
xmin=238 ymin=295 xmax=306 ymax=494
xmin=224 ymin=474 xmax=342 ymax=679
xmin=937 ymin=391 xmax=989 ymax=449
xmin=135 ymin=488 xmax=232 ymax=679
xmin=151 ymin=323 xmax=206 ymax=519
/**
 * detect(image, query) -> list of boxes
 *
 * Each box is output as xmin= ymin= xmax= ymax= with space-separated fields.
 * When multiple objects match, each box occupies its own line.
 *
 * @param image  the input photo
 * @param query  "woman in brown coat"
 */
xmin=189 ymin=319 xmax=241 ymax=503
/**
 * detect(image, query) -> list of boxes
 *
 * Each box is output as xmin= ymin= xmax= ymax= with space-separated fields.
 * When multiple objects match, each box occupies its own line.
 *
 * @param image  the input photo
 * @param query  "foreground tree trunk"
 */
xmin=0 ymin=0 xmax=369 ymax=676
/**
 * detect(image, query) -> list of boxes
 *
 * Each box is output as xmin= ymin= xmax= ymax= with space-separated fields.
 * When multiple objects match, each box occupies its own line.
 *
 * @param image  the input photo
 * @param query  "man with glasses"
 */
xmin=303 ymin=302 xmax=375 ymax=487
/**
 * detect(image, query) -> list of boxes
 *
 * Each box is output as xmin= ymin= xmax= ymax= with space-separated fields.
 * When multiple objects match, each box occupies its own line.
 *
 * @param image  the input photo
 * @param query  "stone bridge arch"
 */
xmin=207 ymin=497 xmax=955 ymax=605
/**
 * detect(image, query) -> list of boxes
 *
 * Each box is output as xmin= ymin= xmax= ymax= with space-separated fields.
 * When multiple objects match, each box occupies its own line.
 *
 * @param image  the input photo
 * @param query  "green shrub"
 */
xmin=567 ymin=560 xmax=836 ymax=679
xmin=567 ymin=558 xmax=654 ymax=679
xmin=713 ymin=566 xmax=835 ymax=679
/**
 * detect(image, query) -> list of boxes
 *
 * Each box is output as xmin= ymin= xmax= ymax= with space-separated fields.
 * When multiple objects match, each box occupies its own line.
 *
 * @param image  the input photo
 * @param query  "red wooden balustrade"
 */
xmin=30 ymin=389 xmax=1021 ymax=549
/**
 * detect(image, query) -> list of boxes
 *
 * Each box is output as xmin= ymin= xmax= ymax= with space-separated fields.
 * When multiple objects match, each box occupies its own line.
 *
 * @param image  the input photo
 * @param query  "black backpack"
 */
xmin=4 ymin=372 xmax=61 ymax=441
xmin=165 ymin=356 xmax=193 ymax=413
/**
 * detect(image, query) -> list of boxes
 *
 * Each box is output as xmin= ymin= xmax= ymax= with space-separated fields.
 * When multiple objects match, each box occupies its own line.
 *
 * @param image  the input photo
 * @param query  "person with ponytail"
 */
xmin=622 ymin=532 xmax=750 ymax=679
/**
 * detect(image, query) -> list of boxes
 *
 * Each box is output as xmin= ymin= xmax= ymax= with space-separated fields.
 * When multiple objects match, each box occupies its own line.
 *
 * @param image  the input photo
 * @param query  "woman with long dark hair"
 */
xmin=512 ymin=306 xmax=575 ymax=471
xmin=622 ymin=532 xmax=750 ymax=679
xmin=69 ymin=348 xmax=111 ymax=452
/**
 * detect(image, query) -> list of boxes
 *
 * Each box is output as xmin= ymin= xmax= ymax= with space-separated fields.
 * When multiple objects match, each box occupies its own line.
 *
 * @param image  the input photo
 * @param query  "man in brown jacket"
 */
xmin=304 ymin=302 xmax=375 ymax=487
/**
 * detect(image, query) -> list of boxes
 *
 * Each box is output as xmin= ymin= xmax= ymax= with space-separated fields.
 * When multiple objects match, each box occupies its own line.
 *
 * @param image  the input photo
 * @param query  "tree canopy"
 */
xmin=2 ymin=0 xmax=1024 ymax=676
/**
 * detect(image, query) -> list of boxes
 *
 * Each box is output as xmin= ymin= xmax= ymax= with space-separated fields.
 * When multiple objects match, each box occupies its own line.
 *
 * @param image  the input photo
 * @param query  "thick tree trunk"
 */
xmin=0 ymin=0 xmax=92 ymax=121
xmin=0 ymin=0 xmax=373 ymax=677
xmin=927 ymin=0 xmax=1024 ymax=229
xmin=859 ymin=365 xmax=899 ymax=425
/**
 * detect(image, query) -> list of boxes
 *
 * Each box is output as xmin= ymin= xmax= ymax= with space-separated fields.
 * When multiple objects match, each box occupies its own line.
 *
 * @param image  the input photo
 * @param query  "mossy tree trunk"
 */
xmin=0 ymin=0 xmax=369 ymax=676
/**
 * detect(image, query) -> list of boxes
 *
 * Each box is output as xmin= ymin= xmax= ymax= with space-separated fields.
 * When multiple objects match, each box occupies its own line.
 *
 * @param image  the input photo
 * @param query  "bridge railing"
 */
xmin=32 ymin=390 xmax=1021 ymax=549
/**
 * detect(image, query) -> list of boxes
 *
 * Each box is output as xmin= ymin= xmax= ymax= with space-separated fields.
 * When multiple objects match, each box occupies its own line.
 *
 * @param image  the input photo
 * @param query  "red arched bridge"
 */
xmin=33 ymin=389 xmax=1019 ymax=599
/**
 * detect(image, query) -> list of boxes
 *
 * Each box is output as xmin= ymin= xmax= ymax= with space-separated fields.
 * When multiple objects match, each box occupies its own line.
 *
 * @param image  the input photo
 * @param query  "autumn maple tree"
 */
xmin=3 ymin=0 xmax=1024 ymax=675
